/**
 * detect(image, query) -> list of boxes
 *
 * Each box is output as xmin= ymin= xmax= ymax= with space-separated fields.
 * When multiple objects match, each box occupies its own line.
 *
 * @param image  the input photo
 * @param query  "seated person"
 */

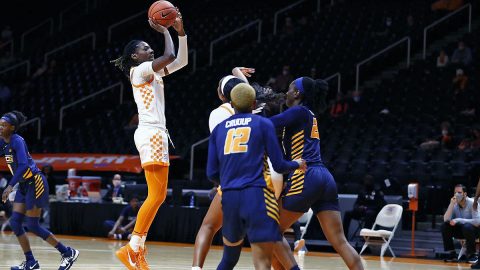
xmin=104 ymin=197 xmax=140 ymax=240
xmin=343 ymin=175 xmax=386 ymax=238
xmin=102 ymin=174 xmax=124 ymax=202
xmin=442 ymin=184 xmax=479 ymax=263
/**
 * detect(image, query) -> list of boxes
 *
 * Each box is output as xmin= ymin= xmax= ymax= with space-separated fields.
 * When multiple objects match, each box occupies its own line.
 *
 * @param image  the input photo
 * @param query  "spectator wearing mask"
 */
xmin=442 ymin=184 xmax=479 ymax=263
xmin=343 ymin=175 xmax=386 ymax=239
xmin=103 ymin=174 xmax=124 ymax=202
xmin=437 ymin=49 xmax=449 ymax=67
xmin=451 ymin=41 xmax=473 ymax=66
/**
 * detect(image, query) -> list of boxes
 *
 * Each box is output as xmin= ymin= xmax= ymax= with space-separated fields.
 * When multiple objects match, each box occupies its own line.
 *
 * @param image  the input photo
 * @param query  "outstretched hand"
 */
xmin=239 ymin=67 xmax=255 ymax=77
xmin=294 ymin=159 xmax=307 ymax=172
xmin=149 ymin=18 xmax=168 ymax=33
xmin=172 ymin=9 xmax=185 ymax=36
xmin=2 ymin=185 xmax=13 ymax=203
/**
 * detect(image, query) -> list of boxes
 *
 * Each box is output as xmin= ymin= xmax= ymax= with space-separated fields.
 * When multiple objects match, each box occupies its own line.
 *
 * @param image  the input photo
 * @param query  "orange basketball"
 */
xmin=148 ymin=1 xmax=177 ymax=27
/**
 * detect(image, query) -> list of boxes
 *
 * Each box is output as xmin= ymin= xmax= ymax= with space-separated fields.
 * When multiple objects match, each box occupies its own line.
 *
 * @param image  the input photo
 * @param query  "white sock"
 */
xmin=140 ymin=235 xmax=147 ymax=249
xmin=129 ymin=235 xmax=142 ymax=252
xmin=192 ymin=267 xmax=202 ymax=270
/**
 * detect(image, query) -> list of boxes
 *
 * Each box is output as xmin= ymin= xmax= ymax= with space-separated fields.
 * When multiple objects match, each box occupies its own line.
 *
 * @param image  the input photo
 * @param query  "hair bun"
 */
xmin=11 ymin=111 xmax=27 ymax=126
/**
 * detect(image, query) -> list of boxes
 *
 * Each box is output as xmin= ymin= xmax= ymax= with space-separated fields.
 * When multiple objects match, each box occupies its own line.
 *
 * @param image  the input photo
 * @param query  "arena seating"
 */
xmin=1 ymin=0 xmax=478 ymax=199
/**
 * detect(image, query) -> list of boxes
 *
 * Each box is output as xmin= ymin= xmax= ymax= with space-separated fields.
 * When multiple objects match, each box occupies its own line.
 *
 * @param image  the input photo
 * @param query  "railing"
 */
xmin=59 ymin=82 xmax=124 ymax=130
xmin=59 ymin=0 xmax=90 ymax=31
xmin=423 ymin=4 xmax=472 ymax=59
xmin=21 ymin=117 xmax=41 ymax=140
xmin=21 ymin=18 xmax=54 ymax=52
xmin=209 ymin=20 xmax=262 ymax=66
xmin=189 ymin=49 xmax=197 ymax=73
xmin=324 ymin=72 xmax=341 ymax=93
xmin=0 ymin=40 xmax=13 ymax=56
xmin=108 ymin=10 xmax=145 ymax=43
xmin=0 ymin=60 xmax=31 ymax=77
xmin=273 ymin=0 xmax=308 ymax=35
xmin=189 ymin=137 xmax=210 ymax=181
xmin=355 ymin=37 xmax=411 ymax=92
xmin=44 ymin=32 xmax=96 ymax=63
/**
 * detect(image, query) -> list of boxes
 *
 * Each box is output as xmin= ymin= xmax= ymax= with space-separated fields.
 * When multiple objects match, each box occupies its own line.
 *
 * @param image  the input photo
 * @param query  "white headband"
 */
xmin=220 ymin=75 xmax=237 ymax=95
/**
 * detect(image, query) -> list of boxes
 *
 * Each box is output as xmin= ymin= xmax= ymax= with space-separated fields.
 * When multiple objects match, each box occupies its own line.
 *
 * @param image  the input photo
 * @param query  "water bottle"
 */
xmin=189 ymin=194 xmax=195 ymax=208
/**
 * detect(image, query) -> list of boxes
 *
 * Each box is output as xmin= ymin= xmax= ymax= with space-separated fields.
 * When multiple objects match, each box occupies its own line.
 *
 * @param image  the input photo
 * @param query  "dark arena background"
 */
xmin=0 ymin=0 xmax=478 ymax=269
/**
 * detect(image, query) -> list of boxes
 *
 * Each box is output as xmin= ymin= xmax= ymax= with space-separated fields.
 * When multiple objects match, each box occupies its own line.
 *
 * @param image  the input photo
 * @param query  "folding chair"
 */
xmin=359 ymin=204 xmax=403 ymax=257
xmin=299 ymin=208 xmax=314 ymax=239
xmin=457 ymin=238 xmax=480 ymax=260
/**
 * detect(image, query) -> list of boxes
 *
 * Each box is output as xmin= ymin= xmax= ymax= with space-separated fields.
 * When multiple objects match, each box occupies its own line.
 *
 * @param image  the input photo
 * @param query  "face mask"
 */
xmin=455 ymin=192 xmax=464 ymax=202
xmin=353 ymin=96 xmax=360 ymax=102
xmin=283 ymin=70 xmax=289 ymax=75
xmin=442 ymin=130 xmax=448 ymax=136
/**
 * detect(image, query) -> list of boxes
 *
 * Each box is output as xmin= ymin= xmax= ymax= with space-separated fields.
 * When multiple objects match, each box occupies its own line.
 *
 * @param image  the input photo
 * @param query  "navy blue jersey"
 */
xmin=120 ymin=205 xmax=139 ymax=226
xmin=207 ymin=113 xmax=298 ymax=191
xmin=270 ymin=105 xmax=322 ymax=164
xmin=0 ymin=134 xmax=40 ymax=187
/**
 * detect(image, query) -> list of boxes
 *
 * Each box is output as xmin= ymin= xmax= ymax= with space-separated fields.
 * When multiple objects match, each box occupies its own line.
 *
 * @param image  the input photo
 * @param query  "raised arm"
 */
xmin=162 ymin=14 xmax=188 ymax=76
xmin=444 ymin=196 xmax=456 ymax=222
xmin=270 ymin=106 xmax=306 ymax=129
xmin=148 ymin=19 xmax=176 ymax=73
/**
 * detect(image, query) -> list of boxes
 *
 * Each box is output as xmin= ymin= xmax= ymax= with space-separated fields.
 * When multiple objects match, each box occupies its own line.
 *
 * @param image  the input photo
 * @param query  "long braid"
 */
xmin=110 ymin=40 xmax=143 ymax=78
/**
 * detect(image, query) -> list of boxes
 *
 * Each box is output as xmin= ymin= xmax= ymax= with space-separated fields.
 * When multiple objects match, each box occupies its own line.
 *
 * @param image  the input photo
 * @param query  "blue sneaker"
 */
xmin=58 ymin=248 xmax=79 ymax=270
xmin=11 ymin=260 xmax=41 ymax=270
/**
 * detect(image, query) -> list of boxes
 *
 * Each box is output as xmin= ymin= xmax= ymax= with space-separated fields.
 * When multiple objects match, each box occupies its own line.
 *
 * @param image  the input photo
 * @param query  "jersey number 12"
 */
xmin=224 ymin=127 xmax=251 ymax=154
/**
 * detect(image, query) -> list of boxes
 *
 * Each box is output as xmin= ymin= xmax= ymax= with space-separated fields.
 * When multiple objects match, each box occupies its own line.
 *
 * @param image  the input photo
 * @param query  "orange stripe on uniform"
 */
xmin=132 ymin=77 xmax=154 ymax=88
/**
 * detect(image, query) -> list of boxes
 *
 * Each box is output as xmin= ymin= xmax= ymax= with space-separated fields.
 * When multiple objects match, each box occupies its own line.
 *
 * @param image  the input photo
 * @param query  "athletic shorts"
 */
xmin=222 ymin=187 xmax=282 ymax=243
xmin=134 ymin=126 xmax=169 ymax=167
xmin=14 ymin=174 xmax=49 ymax=210
xmin=283 ymin=165 xmax=339 ymax=214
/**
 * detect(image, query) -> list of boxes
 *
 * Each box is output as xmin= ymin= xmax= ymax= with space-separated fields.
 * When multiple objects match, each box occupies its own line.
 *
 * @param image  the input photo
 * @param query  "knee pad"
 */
xmin=9 ymin=212 xmax=26 ymax=237
xmin=217 ymin=245 xmax=241 ymax=270
xmin=25 ymin=217 xmax=51 ymax=240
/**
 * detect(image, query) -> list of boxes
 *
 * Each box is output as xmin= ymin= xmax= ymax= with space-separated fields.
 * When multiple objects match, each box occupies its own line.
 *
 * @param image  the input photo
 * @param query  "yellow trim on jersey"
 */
xmin=132 ymin=77 xmax=154 ymax=88
xmin=290 ymin=130 xmax=304 ymax=160
xmin=262 ymin=154 xmax=274 ymax=191
xmin=263 ymin=188 xmax=279 ymax=224
xmin=35 ymin=175 xmax=45 ymax=199
xmin=286 ymin=170 xmax=305 ymax=197
xmin=23 ymin=168 xmax=33 ymax=179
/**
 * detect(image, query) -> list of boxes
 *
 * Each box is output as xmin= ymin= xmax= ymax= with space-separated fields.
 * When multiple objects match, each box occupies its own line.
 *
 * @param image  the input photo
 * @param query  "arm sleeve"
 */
xmin=8 ymin=138 xmax=30 ymax=187
xmin=206 ymin=130 xmax=220 ymax=184
xmin=160 ymin=35 xmax=188 ymax=77
xmin=270 ymin=106 xmax=306 ymax=129
xmin=263 ymin=119 xmax=299 ymax=174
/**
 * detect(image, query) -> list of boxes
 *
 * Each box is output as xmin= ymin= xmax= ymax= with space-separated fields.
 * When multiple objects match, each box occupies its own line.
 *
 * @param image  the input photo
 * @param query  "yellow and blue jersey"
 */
xmin=0 ymin=134 xmax=40 ymax=187
xmin=270 ymin=105 xmax=322 ymax=164
xmin=207 ymin=113 xmax=299 ymax=191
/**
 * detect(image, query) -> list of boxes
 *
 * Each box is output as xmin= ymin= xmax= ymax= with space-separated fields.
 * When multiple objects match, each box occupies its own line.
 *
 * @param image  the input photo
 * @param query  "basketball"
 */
xmin=148 ymin=1 xmax=177 ymax=27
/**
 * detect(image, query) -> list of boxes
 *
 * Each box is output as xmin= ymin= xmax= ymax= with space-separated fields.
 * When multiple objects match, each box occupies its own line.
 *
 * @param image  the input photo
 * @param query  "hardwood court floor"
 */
xmin=0 ymin=233 xmax=472 ymax=269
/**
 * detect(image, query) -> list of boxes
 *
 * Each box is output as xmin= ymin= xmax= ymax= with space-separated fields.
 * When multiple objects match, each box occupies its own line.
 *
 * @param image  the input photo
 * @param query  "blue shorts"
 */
xmin=283 ymin=165 xmax=339 ymax=214
xmin=222 ymin=187 xmax=282 ymax=243
xmin=14 ymin=174 xmax=49 ymax=210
